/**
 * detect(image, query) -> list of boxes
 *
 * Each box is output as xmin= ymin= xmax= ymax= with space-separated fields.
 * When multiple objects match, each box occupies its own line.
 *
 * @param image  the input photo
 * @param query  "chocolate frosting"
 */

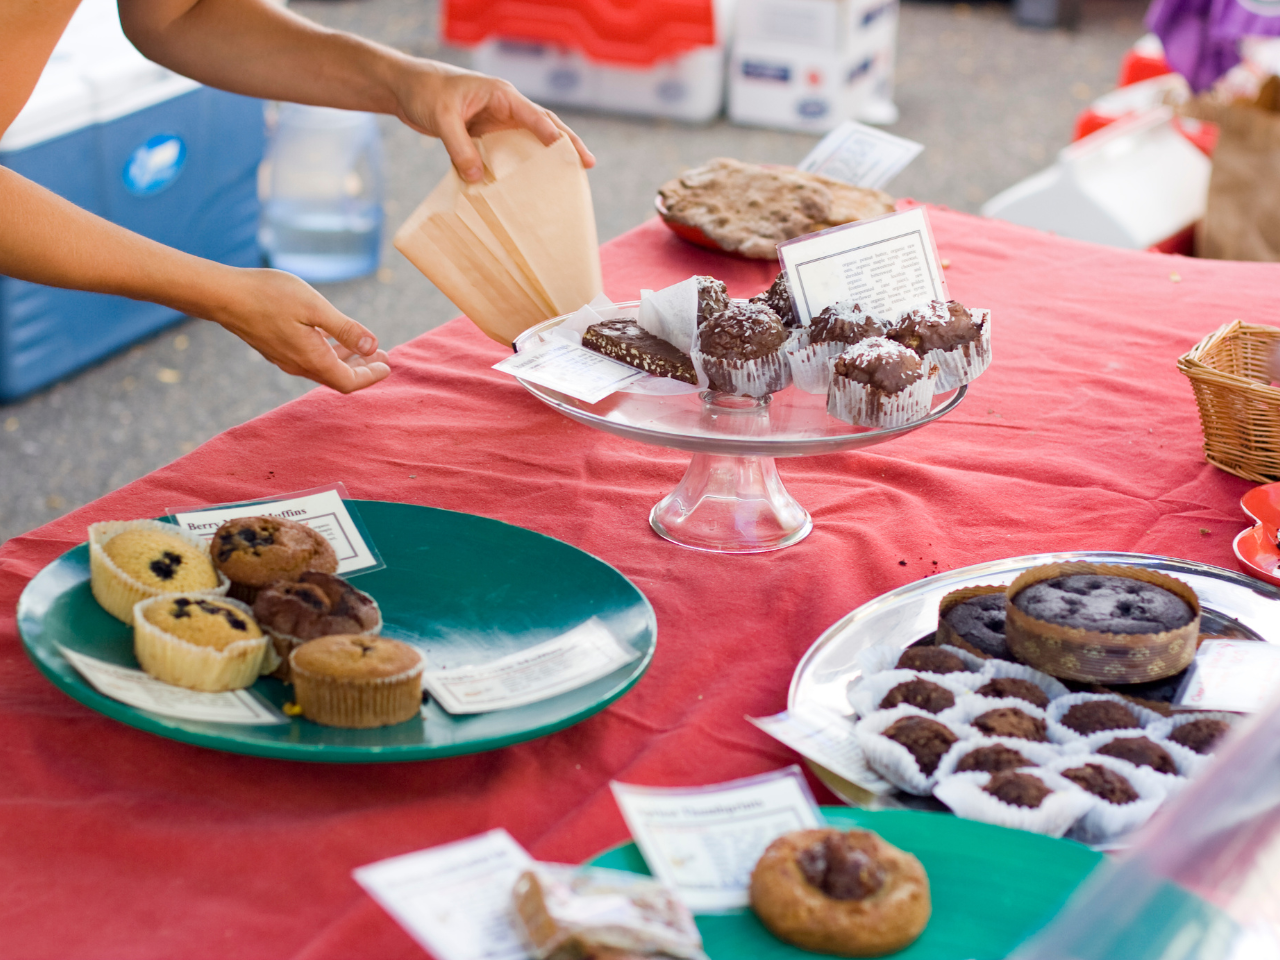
xmin=697 ymin=302 xmax=786 ymax=360
xmin=795 ymin=832 xmax=886 ymax=901
xmin=832 ymin=337 xmax=923 ymax=393
xmin=892 ymin=299 xmax=982 ymax=353
xmin=808 ymin=301 xmax=885 ymax=345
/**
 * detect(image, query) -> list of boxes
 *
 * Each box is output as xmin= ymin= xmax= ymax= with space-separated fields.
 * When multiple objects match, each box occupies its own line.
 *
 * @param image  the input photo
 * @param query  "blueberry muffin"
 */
xmin=212 ymin=516 xmax=337 ymax=603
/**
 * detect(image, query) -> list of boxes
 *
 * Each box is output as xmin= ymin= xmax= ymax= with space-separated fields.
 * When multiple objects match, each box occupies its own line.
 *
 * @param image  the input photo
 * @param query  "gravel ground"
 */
xmin=0 ymin=0 xmax=1148 ymax=544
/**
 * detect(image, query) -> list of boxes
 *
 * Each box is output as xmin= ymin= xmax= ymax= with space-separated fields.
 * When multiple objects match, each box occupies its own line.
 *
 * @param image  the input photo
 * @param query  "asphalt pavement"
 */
xmin=0 ymin=0 xmax=1149 ymax=544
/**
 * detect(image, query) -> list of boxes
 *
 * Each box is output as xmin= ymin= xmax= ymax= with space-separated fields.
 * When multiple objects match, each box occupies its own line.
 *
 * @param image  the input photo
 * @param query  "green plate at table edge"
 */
xmin=589 ymin=806 xmax=1105 ymax=960
xmin=16 ymin=500 xmax=656 ymax=762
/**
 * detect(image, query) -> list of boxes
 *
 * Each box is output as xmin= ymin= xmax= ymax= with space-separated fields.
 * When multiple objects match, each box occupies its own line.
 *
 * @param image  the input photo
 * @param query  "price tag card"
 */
xmin=423 ymin=618 xmax=638 ymax=715
xmin=59 ymin=647 xmax=286 ymax=724
xmin=610 ymin=766 xmax=822 ymax=913
xmin=748 ymin=704 xmax=894 ymax=796
xmin=798 ymin=120 xmax=924 ymax=190
xmin=353 ymin=829 xmax=534 ymax=960
xmin=1175 ymin=639 xmax=1280 ymax=712
xmin=494 ymin=337 xmax=647 ymax=404
xmin=168 ymin=482 xmax=383 ymax=576
xmin=778 ymin=207 xmax=949 ymax=327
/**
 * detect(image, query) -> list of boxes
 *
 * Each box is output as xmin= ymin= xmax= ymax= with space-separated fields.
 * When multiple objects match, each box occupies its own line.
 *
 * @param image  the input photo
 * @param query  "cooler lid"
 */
xmin=442 ymin=0 xmax=719 ymax=67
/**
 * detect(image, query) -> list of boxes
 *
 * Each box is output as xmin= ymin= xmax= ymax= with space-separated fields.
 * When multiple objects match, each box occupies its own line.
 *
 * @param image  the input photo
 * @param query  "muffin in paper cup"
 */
xmin=253 ymin=573 xmax=383 ymax=682
xmin=933 ymin=767 xmax=1094 ymax=838
xmin=693 ymin=348 xmax=792 ymax=397
xmin=89 ymin=519 xmax=229 ymax=624
xmin=977 ymin=659 xmax=1071 ymax=703
xmin=922 ymin=309 xmax=992 ymax=392
xmin=290 ymin=635 xmax=425 ymax=729
xmin=1078 ymin=729 xmax=1205 ymax=786
xmin=1148 ymin=711 xmax=1240 ymax=756
xmin=848 ymin=668 xmax=984 ymax=719
xmin=934 ymin=735 xmax=1063 ymax=779
xmin=1044 ymin=753 xmax=1169 ymax=847
xmin=855 ymin=641 xmax=988 ymax=678
xmin=941 ymin=693 xmax=1080 ymax=747
xmin=783 ymin=328 xmax=845 ymax=395
xmin=855 ymin=704 xmax=979 ymax=795
xmin=132 ymin=594 xmax=265 ymax=691
xmin=827 ymin=356 xmax=937 ymax=428
xmin=1048 ymin=692 xmax=1166 ymax=737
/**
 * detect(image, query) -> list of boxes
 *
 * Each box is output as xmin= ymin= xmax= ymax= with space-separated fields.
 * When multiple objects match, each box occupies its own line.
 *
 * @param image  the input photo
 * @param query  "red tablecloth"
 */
xmin=2 ymin=210 xmax=1275 ymax=959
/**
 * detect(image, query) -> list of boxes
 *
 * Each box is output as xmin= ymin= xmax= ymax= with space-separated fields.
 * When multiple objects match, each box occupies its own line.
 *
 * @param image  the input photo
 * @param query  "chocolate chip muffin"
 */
xmin=879 ymin=678 xmax=955 ymax=714
xmin=1060 ymin=700 xmax=1142 ymax=736
xmin=1062 ymin=763 xmax=1140 ymax=805
xmin=253 ymin=572 xmax=381 ymax=681
xmin=983 ymin=770 xmax=1052 ymax=809
xmin=883 ymin=715 xmax=958 ymax=776
xmin=896 ymin=646 xmax=968 ymax=675
xmin=955 ymin=744 xmax=1033 ymax=773
xmin=1096 ymin=736 xmax=1178 ymax=775
xmin=1167 ymin=718 xmax=1230 ymax=755
xmin=973 ymin=707 xmax=1048 ymax=742
xmin=212 ymin=516 xmax=338 ymax=603
xmin=975 ymin=678 xmax=1050 ymax=710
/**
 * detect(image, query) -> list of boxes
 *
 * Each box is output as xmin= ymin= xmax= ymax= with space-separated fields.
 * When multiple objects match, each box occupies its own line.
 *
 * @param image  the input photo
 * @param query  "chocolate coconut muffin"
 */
xmin=976 ymin=677 xmax=1050 ymax=710
xmin=879 ymin=678 xmax=956 ymax=714
xmin=973 ymin=707 xmax=1048 ymax=742
xmin=941 ymin=593 xmax=1010 ymax=660
xmin=695 ymin=275 xmax=730 ymax=326
xmin=695 ymin=301 xmax=790 ymax=395
xmin=832 ymin=337 xmax=924 ymax=392
xmin=749 ymin=271 xmax=797 ymax=328
xmin=1062 ymin=763 xmax=1140 ymax=805
xmin=1096 ymin=736 xmax=1178 ymax=775
xmin=882 ymin=715 xmax=958 ymax=776
xmin=808 ymin=302 xmax=885 ymax=346
xmin=892 ymin=300 xmax=984 ymax=355
xmin=983 ymin=770 xmax=1052 ymax=809
xmin=955 ymin=744 xmax=1033 ymax=773
xmin=828 ymin=337 xmax=933 ymax=428
xmin=1168 ymin=718 xmax=1230 ymax=755
xmin=896 ymin=646 xmax=968 ymax=675
xmin=1060 ymin=700 xmax=1142 ymax=736
xmin=582 ymin=318 xmax=697 ymax=384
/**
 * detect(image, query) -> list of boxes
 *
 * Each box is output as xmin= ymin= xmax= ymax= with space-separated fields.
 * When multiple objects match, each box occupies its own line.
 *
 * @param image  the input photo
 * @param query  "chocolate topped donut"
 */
xmin=976 ymin=677 xmax=1050 ymax=709
xmin=984 ymin=770 xmax=1052 ymax=808
xmin=1097 ymin=736 xmax=1178 ymax=774
xmin=1062 ymin=763 xmax=1140 ymax=805
xmin=832 ymin=337 xmax=924 ymax=393
xmin=697 ymin=302 xmax=786 ymax=360
xmin=1012 ymin=575 xmax=1194 ymax=634
xmin=973 ymin=707 xmax=1048 ymax=742
xmin=896 ymin=646 xmax=967 ymax=674
xmin=883 ymin=715 xmax=958 ymax=775
xmin=1168 ymin=718 xmax=1230 ymax=755
xmin=1061 ymin=700 xmax=1141 ymax=735
xmin=880 ymin=678 xmax=956 ymax=714
xmin=955 ymin=744 xmax=1032 ymax=773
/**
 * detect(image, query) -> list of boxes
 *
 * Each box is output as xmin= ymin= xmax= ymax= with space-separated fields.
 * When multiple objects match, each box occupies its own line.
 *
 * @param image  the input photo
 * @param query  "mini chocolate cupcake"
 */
xmin=973 ymin=707 xmax=1048 ymax=742
xmin=891 ymin=300 xmax=991 ymax=391
xmin=882 ymin=715 xmax=958 ymax=776
xmin=896 ymin=646 xmax=968 ymax=675
xmin=983 ymin=770 xmax=1052 ymax=808
xmin=1061 ymin=763 xmax=1140 ymax=805
xmin=1096 ymin=735 xmax=1178 ymax=775
xmin=879 ymin=678 xmax=956 ymax=714
xmin=1060 ymin=700 xmax=1142 ymax=736
xmin=212 ymin=516 xmax=338 ymax=603
xmin=827 ymin=337 xmax=935 ymax=428
xmin=955 ymin=744 xmax=1034 ymax=773
xmin=975 ymin=678 xmax=1050 ymax=710
xmin=694 ymin=301 xmax=791 ymax=397
xmin=1166 ymin=717 xmax=1231 ymax=755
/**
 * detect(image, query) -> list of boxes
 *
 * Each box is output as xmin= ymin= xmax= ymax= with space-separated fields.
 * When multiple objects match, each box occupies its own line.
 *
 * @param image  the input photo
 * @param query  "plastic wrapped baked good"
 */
xmin=512 ymin=865 xmax=707 ymax=960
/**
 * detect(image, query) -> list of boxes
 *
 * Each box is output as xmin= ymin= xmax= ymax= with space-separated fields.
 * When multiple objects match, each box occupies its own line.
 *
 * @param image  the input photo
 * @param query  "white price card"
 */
xmin=798 ymin=120 xmax=924 ymax=190
xmin=58 ymin=647 xmax=286 ymax=724
xmin=610 ymin=766 xmax=823 ymax=913
xmin=1175 ymin=640 xmax=1280 ymax=713
xmin=168 ymin=483 xmax=381 ymax=576
xmin=423 ymin=618 xmax=638 ymax=715
xmin=493 ymin=337 xmax=647 ymax=404
xmin=778 ymin=207 xmax=949 ymax=326
xmin=748 ymin=704 xmax=894 ymax=796
xmin=354 ymin=829 xmax=534 ymax=960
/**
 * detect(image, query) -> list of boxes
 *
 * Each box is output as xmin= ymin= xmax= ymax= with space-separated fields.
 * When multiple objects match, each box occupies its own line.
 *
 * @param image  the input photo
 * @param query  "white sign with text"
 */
xmin=798 ymin=121 xmax=924 ymax=190
xmin=494 ymin=338 xmax=647 ymax=404
xmin=1176 ymin=639 xmax=1280 ymax=712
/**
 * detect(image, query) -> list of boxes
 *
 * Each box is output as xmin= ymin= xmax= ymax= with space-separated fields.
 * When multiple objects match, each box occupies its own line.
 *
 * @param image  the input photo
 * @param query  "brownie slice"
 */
xmin=582 ymin=318 xmax=697 ymax=384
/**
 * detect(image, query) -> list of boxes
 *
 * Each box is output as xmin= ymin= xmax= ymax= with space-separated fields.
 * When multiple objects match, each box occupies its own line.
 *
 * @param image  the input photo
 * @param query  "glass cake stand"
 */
xmin=513 ymin=303 xmax=968 ymax=554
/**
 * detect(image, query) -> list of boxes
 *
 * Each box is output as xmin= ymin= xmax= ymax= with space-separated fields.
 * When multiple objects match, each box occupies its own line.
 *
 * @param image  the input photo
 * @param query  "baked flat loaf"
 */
xmin=659 ymin=158 xmax=895 ymax=259
xmin=582 ymin=318 xmax=697 ymax=384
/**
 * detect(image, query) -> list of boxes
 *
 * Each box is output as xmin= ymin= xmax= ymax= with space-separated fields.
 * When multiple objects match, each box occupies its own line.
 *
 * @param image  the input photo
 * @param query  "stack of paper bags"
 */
xmin=394 ymin=129 xmax=603 ymax=346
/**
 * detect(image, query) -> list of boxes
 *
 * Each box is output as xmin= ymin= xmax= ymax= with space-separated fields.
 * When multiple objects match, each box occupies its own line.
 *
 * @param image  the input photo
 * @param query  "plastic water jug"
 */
xmin=259 ymin=104 xmax=384 ymax=282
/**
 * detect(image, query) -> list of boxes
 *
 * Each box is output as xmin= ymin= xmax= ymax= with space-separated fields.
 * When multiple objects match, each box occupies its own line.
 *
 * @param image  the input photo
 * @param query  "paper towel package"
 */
xmin=0 ymin=0 xmax=263 ymax=402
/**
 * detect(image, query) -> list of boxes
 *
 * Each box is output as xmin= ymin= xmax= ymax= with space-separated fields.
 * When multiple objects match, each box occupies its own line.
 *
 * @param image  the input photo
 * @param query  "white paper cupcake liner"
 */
xmin=941 ymin=694 xmax=1079 ymax=747
xmin=132 ymin=594 xmax=266 ymax=691
xmin=1147 ymin=711 xmax=1241 ymax=756
xmin=1044 ymin=753 xmax=1169 ymax=847
xmin=692 ymin=347 xmax=792 ymax=398
xmin=1047 ymin=692 xmax=1167 ymax=737
xmin=1079 ymin=730 xmax=1204 ymax=787
xmin=976 ymin=659 xmax=1072 ymax=703
xmin=826 ymin=363 xmax=935 ymax=428
xmin=855 ymin=704 xmax=979 ymax=796
xmin=89 ymin=519 xmax=230 ymax=624
xmin=932 ymin=768 xmax=1094 ymax=838
xmin=848 ymin=668 xmax=985 ymax=719
xmin=784 ymin=331 xmax=849 ymax=395
xmin=855 ymin=642 xmax=989 ymax=678
xmin=923 ymin=309 xmax=992 ymax=392
xmin=934 ymin=735 xmax=1064 ymax=779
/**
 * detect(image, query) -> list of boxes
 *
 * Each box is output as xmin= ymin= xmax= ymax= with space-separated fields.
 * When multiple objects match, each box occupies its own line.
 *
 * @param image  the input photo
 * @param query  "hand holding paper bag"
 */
xmin=395 ymin=130 xmax=603 ymax=346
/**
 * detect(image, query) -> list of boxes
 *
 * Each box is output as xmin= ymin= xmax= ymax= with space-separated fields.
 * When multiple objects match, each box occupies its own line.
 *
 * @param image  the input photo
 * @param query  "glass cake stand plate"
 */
xmin=514 ymin=303 xmax=967 ymax=554
xmin=788 ymin=550 xmax=1280 ymax=805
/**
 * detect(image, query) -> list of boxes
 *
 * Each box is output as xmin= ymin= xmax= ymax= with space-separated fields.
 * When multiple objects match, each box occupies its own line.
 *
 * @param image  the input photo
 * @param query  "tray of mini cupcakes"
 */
xmin=87 ymin=515 xmax=421 ymax=729
xmin=577 ymin=272 xmax=990 ymax=426
xmin=842 ymin=562 xmax=1238 ymax=847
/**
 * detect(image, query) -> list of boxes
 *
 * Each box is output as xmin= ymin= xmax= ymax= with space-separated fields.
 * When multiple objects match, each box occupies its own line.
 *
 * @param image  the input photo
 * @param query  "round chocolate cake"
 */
xmin=1012 ymin=575 xmax=1194 ymax=635
xmin=941 ymin=593 xmax=1010 ymax=659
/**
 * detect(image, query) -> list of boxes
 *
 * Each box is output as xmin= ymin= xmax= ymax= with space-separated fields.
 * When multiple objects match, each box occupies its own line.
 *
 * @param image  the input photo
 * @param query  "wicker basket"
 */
xmin=1178 ymin=320 xmax=1280 ymax=482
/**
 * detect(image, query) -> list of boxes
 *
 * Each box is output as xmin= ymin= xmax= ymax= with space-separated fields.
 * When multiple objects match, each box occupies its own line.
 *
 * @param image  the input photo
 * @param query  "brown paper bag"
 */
xmin=394 ymin=129 xmax=602 ymax=346
xmin=1191 ymin=77 xmax=1280 ymax=262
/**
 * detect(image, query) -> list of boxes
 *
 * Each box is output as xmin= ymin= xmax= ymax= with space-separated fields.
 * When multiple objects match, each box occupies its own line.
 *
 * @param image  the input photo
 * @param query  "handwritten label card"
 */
xmin=59 ymin=647 xmax=286 ymax=724
xmin=1175 ymin=640 xmax=1280 ymax=712
xmin=169 ymin=484 xmax=381 ymax=576
xmin=610 ymin=767 xmax=822 ymax=912
xmin=423 ymin=618 xmax=638 ymax=715
xmin=354 ymin=829 xmax=534 ymax=960
xmin=494 ymin=338 xmax=647 ymax=404
xmin=778 ymin=207 xmax=949 ymax=326
xmin=798 ymin=120 xmax=924 ymax=190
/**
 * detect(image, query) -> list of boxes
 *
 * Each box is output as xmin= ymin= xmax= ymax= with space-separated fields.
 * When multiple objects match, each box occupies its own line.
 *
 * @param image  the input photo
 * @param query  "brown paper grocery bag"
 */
xmin=394 ymin=129 xmax=602 ymax=346
xmin=1191 ymin=78 xmax=1280 ymax=262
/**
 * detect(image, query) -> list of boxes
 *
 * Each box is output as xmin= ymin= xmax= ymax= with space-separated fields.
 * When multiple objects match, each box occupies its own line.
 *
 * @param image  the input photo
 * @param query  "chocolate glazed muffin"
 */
xmin=883 ymin=715 xmax=958 ymax=776
xmin=1061 ymin=700 xmax=1141 ymax=735
xmin=955 ymin=744 xmax=1032 ymax=773
xmin=973 ymin=707 xmax=1048 ymax=742
xmin=696 ymin=301 xmax=790 ymax=395
xmin=212 ymin=516 xmax=337 ymax=603
xmin=808 ymin=302 xmax=885 ymax=345
xmin=879 ymin=679 xmax=955 ymax=714
xmin=749 ymin=271 xmax=798 ymax=328
xmin=892 ymin=300 xmax=984 ymax=355
xmin=1062 ymin=763 xmax=1140 ymax=805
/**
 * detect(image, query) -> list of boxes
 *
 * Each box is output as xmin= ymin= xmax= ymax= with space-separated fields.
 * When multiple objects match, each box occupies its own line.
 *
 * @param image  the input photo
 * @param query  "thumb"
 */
xmin=310 ymin=306 xmax=378 ymax=357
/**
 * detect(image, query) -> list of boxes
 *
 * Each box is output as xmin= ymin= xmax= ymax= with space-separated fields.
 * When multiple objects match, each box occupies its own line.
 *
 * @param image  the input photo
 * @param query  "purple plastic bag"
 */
xmin=1147 ymin=0 xmax=1280 ymax=91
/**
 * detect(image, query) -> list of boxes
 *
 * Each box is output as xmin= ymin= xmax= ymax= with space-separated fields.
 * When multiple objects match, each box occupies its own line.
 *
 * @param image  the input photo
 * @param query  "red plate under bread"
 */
xmin=653 ymin=193 xmax=751 ymax=259
xmin=1233 ymin=482 xmax=1280 ymax=587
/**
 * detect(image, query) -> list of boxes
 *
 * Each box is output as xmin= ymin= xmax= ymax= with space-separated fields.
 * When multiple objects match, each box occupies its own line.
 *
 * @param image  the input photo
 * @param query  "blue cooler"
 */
xmin=0 ymin=0 xmax=263 ymax=402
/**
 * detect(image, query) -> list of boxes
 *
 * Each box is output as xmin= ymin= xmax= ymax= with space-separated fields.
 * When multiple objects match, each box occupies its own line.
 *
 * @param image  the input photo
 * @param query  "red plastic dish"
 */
xmin=1233 ymin=482 xmax=1280 ymax=587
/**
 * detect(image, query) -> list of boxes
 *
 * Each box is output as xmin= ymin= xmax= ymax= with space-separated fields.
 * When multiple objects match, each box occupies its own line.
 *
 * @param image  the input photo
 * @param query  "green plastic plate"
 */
xmin=17 ymin=501 xmax=656 ymax=762
xmin=590 ymin=807 xmax=1104 ymax=960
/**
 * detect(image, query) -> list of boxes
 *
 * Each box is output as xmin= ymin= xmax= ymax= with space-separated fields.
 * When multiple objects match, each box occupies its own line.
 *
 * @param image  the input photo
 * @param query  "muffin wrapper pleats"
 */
xmin=784 ymin=330 xmax=848 ymax=395
xmin=1147 ymin=711 xmax=1240 ymax=755
xmin=827 ymin=364 xmax=935 ymax=428
xmin=977 ymin=659 xmax=1072 ymax=703
xmin=1046 ymin=691 xmax=1167 ymax=733
xmin=855 ymin=641 xmax=989 ymax=678
xmin=923 ymin=309 xmax=992 ymax=392
xmin=934 ymin=735 xmax=1065 ymax=779
xmin=1043 ymin=753 xmax=1169 ymax=847
xmin=131 ymin=595 xmax=265 ymax=691
xmin=932 ymin=768 xmax=1095 ymax=838
xmin=855 ymin=704 xmax=980 ymax=796
xmin=89 ymin=519 xmax=229 ymax=624
xmin=941 ymin=694 xmax=1082 ymax=747
xmin=692 ymin=347 xmax=792 ymax=398
xmin=291 ymin=654 xmax=425 ymax=729
xmin=848 ymin=668 xmax=985 ymax=719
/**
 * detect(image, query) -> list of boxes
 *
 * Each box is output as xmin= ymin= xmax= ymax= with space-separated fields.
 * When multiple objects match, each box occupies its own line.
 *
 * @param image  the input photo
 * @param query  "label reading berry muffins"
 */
xmin=168 ymin=483 xmax=383 ymax=576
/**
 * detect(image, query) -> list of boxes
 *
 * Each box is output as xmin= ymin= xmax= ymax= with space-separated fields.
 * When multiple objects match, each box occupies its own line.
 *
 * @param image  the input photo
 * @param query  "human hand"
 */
xmin=393 ymin=61 xmax=595 ymax=182
xmin=209 ymin=267 xmax=391 ymax=393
